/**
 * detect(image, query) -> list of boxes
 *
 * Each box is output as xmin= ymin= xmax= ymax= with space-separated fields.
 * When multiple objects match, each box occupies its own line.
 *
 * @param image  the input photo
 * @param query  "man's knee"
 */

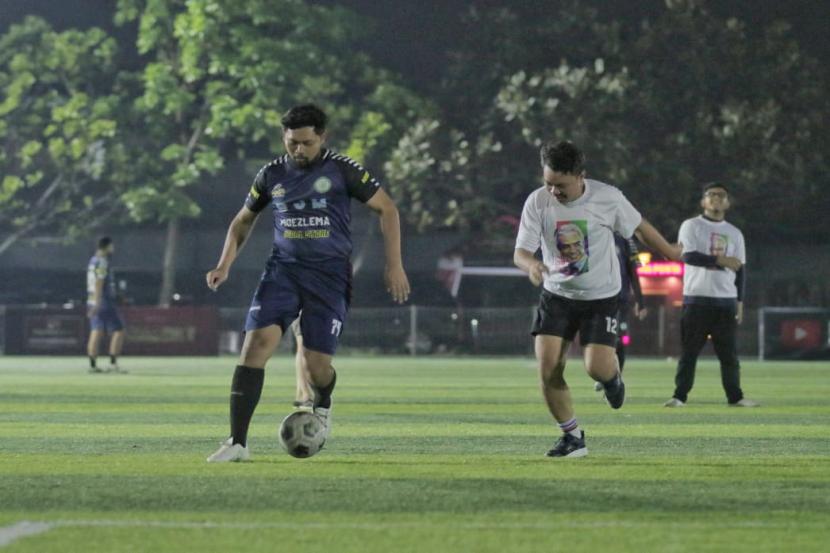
xmin=540 ymin=361 xmax=567 ymax=389
xmin=240 ymin=328 xmax=280 ymax=363
xmin=246 ymin=334 xmax=272 ymax=352
xmin=302 ymin=348 xmax=329 ymax=368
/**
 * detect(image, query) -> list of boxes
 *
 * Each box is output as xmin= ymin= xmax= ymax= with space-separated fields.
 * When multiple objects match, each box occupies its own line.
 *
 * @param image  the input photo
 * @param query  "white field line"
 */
xmin=0 ymin=521 xmax=53 ymax=547
xmin=0 ymin=515 xmax=824 ymax=547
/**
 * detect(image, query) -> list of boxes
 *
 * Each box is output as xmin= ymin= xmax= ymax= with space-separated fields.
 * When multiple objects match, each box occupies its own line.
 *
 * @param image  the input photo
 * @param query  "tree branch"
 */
xmin=33 ymin=174 xmax=64 ymax=209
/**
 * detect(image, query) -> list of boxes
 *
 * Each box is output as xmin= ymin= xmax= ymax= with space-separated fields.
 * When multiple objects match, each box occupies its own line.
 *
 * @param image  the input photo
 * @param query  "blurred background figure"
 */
xmin=595 ymin=233 xmax=648 ymax=392
xmin=86 ymin=236 xmax=126 ymax=373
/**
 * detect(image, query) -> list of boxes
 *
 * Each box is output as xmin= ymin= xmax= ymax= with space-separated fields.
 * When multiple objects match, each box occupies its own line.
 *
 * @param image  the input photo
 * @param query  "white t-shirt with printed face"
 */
xmin=679 ymin=215 xmax=745 ymax=298
xmin=515 ymin=179 xmax=643 ymax=300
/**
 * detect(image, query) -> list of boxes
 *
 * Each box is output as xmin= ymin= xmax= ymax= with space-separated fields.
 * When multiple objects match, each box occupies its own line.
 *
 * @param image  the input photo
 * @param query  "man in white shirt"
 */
xmin=664 ymin=182 xmax=758 ymax=408
xmin=514 ymin=140 xmax=681 ymax=457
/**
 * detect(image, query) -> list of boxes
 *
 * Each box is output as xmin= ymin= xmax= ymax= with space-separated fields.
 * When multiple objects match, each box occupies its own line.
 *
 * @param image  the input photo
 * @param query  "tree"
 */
xmin=0 ymin=17 xmax=126 ymax=256
xmin=385 ymin=2 xmax=620 ymax=243
xmin=384 ymin=118 xmax=508 ymax=232
xmin=621 ymin=0 xmax=830 ymax=237
xmin=115 ymin=0 xmax=430 ymax=305
xmin=387 ymin=0 xmax=830 ymax=246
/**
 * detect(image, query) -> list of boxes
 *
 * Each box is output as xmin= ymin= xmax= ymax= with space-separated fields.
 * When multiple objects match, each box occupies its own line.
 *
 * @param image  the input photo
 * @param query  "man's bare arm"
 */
xmin=365 ymin=188 xmax=410 ymax=303
xmin=634 ymin=218 xmax=682 ymax=261
xmin=514 ymin=248 xmax=548 ymax=286
xmin=206 ymin=206 xmax=259 ymax=291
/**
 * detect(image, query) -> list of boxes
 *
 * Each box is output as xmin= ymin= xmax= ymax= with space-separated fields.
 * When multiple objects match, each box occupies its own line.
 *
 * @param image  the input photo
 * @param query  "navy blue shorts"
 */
xmin=89 ymin=306 xmax=125 ymax=333
xmin=245 ymin=260 xmax=351 ymax=355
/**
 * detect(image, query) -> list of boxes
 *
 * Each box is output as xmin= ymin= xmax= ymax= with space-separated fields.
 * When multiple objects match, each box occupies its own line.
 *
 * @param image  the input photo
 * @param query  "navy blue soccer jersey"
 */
xmin=245 ymin=149 xmax=380 ymax=264
xmin=614 ymin=234 xmax=642 ymax=306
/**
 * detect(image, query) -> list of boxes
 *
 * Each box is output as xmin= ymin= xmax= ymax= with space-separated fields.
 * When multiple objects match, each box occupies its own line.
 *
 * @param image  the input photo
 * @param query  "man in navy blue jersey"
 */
xmin=205 ymin=104 xmax=410 ymax=462
xmin=614 ymin=234 xmax=647 ymax=372
xmin=594 ymin=234 xmax=647 ymax=392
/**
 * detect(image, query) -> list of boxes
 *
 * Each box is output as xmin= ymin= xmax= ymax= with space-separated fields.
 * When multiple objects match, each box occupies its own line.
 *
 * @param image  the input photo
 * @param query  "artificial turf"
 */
xmin=1 ymin=355 xmax=828 ymax=552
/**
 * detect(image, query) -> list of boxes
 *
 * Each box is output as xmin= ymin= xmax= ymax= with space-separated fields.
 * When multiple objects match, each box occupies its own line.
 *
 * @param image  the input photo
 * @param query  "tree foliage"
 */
xmin=114 ymin=0 xmax=429 ymax=303
xmin=387 ymin=0 xmax=830 ymax=243
xmin=115 ymin=0 xmax=429 ymax=221
xmin=0 ymin=17 xmax=127 ymax=255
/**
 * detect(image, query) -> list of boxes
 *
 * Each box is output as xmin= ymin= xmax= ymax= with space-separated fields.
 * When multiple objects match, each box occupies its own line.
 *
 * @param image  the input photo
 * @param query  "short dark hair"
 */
xmin=97 ymin=236 xmax=112 ymax=250
xmin=540 ymin=140 xmax=585 ymax=174
xmin=281 ymin=104 xmax=328 ymax=134
xmin=702 ymin=181 xmax=729 ymax=196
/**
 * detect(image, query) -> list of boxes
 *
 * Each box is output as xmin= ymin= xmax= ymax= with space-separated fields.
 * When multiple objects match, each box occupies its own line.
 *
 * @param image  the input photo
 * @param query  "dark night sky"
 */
xmin=1 ymin=0 xmax=828 ymax=88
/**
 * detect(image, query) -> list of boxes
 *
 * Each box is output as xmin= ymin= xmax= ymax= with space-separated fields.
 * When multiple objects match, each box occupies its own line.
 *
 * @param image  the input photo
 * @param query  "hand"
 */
xmin=634 ymin=303 xmax=648 ymax=320
xmin=87 ymin=305 xmax=99 ymax=318
xmin=384 ymin=264 xmax=410 ymax=304
xmin=736 ymin=302 xmax=744 ymax=325
xmin=529 ymin=261 xmax=549 ymax=287
xmin=206 ymin=267 xmax=229 ymax=291
xmin=716 ymin=255 xmax=742 ymax=272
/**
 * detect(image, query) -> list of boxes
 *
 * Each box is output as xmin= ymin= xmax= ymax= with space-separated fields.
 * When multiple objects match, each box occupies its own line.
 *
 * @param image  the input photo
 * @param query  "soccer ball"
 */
xmin=278 ymin=410 xmax=326 ymax=458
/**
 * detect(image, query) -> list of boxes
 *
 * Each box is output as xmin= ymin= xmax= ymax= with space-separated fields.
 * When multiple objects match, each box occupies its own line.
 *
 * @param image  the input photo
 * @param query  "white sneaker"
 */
xmin=729 ymin=398 xmax=760 ymax=407
xmin=593 ymin=381 xmax=603 ymax=392
xmin=206 ymin=438 xmax=250 ymax=463
xmin=108 ymin=363 xmax=127 ymax=374
xmin=313 ymin=404 xmax=332 ymax=440
xmin=664 ymin=398 xmax=685 ymax=407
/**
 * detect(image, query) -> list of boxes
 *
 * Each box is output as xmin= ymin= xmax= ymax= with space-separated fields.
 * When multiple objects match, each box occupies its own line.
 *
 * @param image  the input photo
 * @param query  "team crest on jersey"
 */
xmin=271 ymin=184 xmax=286 ymax=198
xmin=313 ymin=177 xmax=332 ymax=194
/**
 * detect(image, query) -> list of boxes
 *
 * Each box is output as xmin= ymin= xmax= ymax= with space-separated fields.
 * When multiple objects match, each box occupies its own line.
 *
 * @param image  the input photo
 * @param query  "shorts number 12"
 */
xmin=605 ymin=316 xmax=618 ymax=334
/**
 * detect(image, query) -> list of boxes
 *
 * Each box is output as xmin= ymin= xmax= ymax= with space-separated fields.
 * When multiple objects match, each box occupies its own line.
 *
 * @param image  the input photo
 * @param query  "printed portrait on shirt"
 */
xmin=709 ymin=233 xmax=728 ymax=256
xmin=708 ymin=232 xmax=729 ymax=270
xmin=554 ymin=220 xmax=589 ymax=275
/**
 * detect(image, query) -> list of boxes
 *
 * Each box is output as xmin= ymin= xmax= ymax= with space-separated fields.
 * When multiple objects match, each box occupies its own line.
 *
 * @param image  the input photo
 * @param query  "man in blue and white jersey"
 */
xmin=86 ymin=236 xmax=126 ymax=373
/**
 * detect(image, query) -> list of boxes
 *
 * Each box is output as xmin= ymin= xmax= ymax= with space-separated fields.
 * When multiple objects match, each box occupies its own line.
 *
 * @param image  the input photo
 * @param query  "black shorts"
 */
xmin=532 ymin=290 xmax=619 ymax=347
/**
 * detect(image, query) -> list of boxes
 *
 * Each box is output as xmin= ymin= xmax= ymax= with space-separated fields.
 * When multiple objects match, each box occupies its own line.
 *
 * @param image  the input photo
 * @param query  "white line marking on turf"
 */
xmin=0 ymin=516 xmax=823 ymax=544
xmin=0 ymin=521 xmax=53 ymax=547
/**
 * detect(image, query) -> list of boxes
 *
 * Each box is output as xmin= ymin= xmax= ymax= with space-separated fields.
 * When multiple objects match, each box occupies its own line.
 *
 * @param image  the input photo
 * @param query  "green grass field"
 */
xmin=1 ymin=355 xmax=829 ymax=552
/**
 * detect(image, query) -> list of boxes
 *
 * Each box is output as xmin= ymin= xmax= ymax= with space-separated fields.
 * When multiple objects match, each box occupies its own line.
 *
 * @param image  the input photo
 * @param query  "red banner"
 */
xmin=121 ymin=306 xmax=219 ymax=356
xmin=3 ymin=305 xmax=219 ymax=356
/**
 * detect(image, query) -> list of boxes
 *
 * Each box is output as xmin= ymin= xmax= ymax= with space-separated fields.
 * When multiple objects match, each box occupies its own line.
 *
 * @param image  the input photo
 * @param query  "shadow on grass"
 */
xmin=4 ymin=435 xmax=829 ymax=457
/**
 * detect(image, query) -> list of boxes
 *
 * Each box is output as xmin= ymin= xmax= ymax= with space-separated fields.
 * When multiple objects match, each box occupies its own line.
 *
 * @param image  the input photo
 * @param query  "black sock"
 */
xmin=603 ymin=373 xmax=622 ymax=391
xmin=89 ymin=356 xmax=96 ymax=369
xmin=312 ymin=368 xmax=337 ymax=409
xmin=229 ymin=365 xmax=265 ymax=447
xmin=110 ymin=355 xmax=117 ymax=365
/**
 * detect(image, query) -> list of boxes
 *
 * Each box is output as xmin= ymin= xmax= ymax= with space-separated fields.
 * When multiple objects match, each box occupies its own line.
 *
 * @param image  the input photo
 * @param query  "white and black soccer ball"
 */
xmin=278 ymin=411 xmax=326 ymax=458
